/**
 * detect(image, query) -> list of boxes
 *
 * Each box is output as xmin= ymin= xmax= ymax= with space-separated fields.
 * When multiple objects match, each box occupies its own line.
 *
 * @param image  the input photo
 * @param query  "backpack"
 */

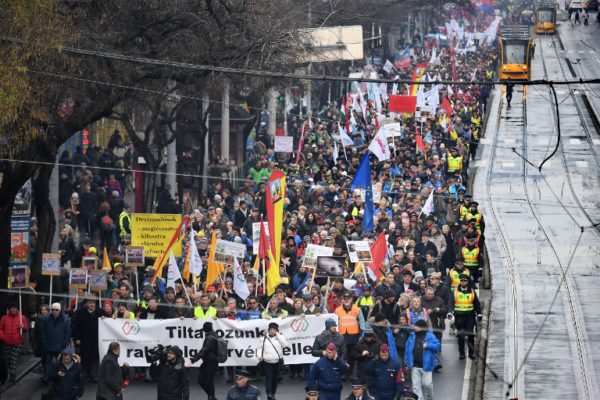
xmin=216 ymin=337 xmax=228 ymax=363
xmin=101 ymin=215 xmax=115 ymax=231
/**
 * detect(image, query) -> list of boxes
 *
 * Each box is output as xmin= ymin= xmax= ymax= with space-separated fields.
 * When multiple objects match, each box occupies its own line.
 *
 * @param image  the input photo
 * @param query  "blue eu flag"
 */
xmin=351 ymin=151 xmax=374 ymax=232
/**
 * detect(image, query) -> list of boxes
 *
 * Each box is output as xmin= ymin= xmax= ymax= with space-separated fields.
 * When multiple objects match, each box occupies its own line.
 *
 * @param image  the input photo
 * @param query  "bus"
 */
xmin=498 ymin=26 xmax=533 ymax=81
xmin=536 ymin=2 xmax=557 ymax=33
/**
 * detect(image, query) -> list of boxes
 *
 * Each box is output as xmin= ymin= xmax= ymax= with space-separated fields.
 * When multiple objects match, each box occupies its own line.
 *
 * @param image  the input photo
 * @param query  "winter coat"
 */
xmin=190 ymin=331 xmax=219 ymax=363
xmin=96 ymin=351 xmax=125 ymax=400
xmin=404 ymin=331 xmax=441 ymax=372
xmin=352 ymin=337 xmax=382 ymax=381
xmin=257 ymin=333 xmax=289 ymax=363
xmin=73 ymin=307 xmax=102 ymax=362
xmin=421 ymin=296 xmax=448 ymax=330
xmin=226 ymin=383 xmax=262 ymax=400
xmin=0 ymin=312 xmax=28 ymax=345
xmin=308 ymin=356 xmax=349 ymax=393
xmin=311 ymin=330 xmax=346 ymax=360
xmin=430 ymin=232 xmax=447 ymax=257
xmin=150 ymin=356 xmax=189 ymax=400
xmin=367 ymin=356 xmax=404 ymax=399
xmin=41 ymin=313 xmax=71 ymax=353
xmin=48 ymin=360 xmax=84 ymax=400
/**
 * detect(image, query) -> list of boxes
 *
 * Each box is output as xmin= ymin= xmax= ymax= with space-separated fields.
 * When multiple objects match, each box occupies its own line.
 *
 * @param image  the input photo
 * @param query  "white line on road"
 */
xmin=575 ymin=160 xmax=589 ymax=168
xmin=461 ymin=358 xmax=472 ymax=400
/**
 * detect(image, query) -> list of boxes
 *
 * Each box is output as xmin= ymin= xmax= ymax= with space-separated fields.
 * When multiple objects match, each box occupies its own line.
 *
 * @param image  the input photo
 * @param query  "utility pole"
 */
xmin=306 ymin=2 xmax=312 ymax=117
xmin=202 ymin=91 xmax=210 ymax=191
xmin=221 ymin=80 xmax=230 ymax=163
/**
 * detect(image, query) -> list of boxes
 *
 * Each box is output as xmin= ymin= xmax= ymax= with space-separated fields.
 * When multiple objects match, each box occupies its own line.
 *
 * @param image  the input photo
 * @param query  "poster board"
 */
xmin=90 ymin=270 xmax=108 ymax=291
xmin=69 ymin=268 xmax=88 ymax=289
xmin=274 ymin=136 xmax=294 ymax=153
xmin=9 ymin=266 xmax=29 ymax=289
xmin=302 ymin=244 xmax=334 ymax=269
xmin=42 ymin=253 xmax=61 ymax=276
xmin=315 ymin=256 xmax=346 ymax=277
xmin=346 ymin=240 xmax=373 ymax=263
xmin=214 ymin=239 xmax=246 ymax=266
xmin=82 ymin=256 xmax=98 ymax=271
xmin=131 ymin=214 xmax=183 ymax=257
xmin=125 ymin=246 xmax=145 ymax=267
xmin=251 ymin=222 xmax=270 ymax=255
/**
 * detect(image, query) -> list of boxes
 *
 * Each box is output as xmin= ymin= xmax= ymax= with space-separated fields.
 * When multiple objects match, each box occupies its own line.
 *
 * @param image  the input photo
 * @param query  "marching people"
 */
xmin=448 ymin=273 xmax=482 ymax=360
xmin=73 ymin=296 xmax=102 ymax=382
xmin=352 ymin=327 xmax=381 ymax=385
xmin=226 ymin=369 xmax=262 ymax=400
xmin=149 ymin=345 xmax=189 ymax=400
xmin=257 ymin=322 xmax=289 ymax=400
xmin=334 ymin=291 xmax=365 ymax=378
xmin=305 ymin=386 xmax=320 ymax=400
xmin=96 ymin=342 xmax=130 ymax=400
xmin=367 ymin=344 xmax=405 ymax=400
xmin=344 ymin=378 xmax=374 ymax=400
xmin=190 ymin=322 xmax=220 ymax=400
xmin=311 ymin=318 xmax=346 ymax=360
xmin=41 ymin=302 xmax=71 ymax=382
xmin=308 ymin=343 xmax=349 ymax=400
xmin=47 ymin=347 xmax=84 ymax=400
xmin=404 ymin=320 xmax=441 ymax=400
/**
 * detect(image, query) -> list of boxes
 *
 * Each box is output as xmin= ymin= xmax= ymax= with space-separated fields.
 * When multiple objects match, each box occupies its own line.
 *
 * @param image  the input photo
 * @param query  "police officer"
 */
xmin=149 ymin=345 xmax=189 ymax=400
xmin=308 ymin=343 xmax=349 ymax=400
xmin=305 ymin=386 xmax=320 ymax=400
xmin=226 ymin=369 xmax=262 ymax=400
xmin=367 ymin=344 xmax=404 ymax=400
xmin=448 ymin=274 xmax=482 ymax=359
xmin=118 ymin=204 xmax=131 ymax=245
xmin=448 ymin=257 xmax=470 ymax=291
xmin=344 ymin=378 xmax=375 ymax=400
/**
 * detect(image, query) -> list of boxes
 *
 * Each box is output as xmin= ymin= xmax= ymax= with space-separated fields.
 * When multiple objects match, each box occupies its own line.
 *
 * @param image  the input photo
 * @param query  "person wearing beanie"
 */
xmin=311 ymin=318 xmax=346 ymax=360
xmin=307 ymin=341 xmax=349 ymax=400
xmin=257 ymin=322 xmax=289 ymax=400
xmin=367 ymin=343 xmax=405 ymax=400
xmin=48 ymin=347 xmax=84 ymax=400
xmin=404 ymin=319 xmax=440 ymax=400
xmin=190 ymin=321 xmax=219 ymax=400
xmin=41 ymin=302 xmax=71 ymax=382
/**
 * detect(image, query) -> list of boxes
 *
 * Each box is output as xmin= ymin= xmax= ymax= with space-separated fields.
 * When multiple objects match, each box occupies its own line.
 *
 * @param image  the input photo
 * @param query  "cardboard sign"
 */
xmin=90 ymin=270 xmax=108 ymax=291
xmin=69 ymin=268 xmax=88 ymax=289
xmin=274 ymin=136 xmax=294 ymax=153
xmin=346 ymin=240 xmax=373 ymax=263
xmin=126 ymin=246 xmax=145 ymax=267
xmin=82 ymin=256 xmax=98 ymax=271
xmin=213 ymin=239 xmax=246 ymax=266
xmin=9 ymin=266 xmax=29 ymax=289
xmin=42 ymin=253 xmax=61 ymax=276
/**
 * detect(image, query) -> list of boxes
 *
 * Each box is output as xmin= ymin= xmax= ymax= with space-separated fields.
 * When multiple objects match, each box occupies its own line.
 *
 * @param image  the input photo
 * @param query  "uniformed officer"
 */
xmin=226 ymin=369 xmax=262 ymax=400
xmin=344 ymin=378 xmax=375 ymax=400
xmin=448 ymin=274 xmax=482 ymax=359
xmin=448 ymin=257 xmax=470 ymax=291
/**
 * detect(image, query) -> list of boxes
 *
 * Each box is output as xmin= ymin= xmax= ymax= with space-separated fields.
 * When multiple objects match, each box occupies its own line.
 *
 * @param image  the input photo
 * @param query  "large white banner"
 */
xmin=99 ymin=314 xmax=337 ymax=367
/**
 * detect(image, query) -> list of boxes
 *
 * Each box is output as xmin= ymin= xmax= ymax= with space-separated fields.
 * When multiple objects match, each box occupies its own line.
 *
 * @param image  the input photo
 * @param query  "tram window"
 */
xmin=505 ymin=44 xmax=526 ymax=64
xmin=537 ymin=10 xmax=554 ymax=21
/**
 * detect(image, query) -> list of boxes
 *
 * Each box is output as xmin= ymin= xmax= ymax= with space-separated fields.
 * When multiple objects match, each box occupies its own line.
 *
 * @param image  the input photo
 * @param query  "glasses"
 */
xmin=51 ymin=309 xmax=60 ymax=312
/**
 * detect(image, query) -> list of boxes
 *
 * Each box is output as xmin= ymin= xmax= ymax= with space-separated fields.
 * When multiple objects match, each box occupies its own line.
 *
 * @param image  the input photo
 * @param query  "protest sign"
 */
xmin=315 ymin=256 xmax=345 ymax=277
xmin=42 ymin=253 xmax=61 ymax=276
xmin=252 ymin=222 xmax=270 ymax=255
xmin=9 ymin=266 xmax=29 ymax=289
xmin=90 ymin=270 xmax=108 ymax=291
xmin=82 ymin=256 xmax=98 ymax=271
xmin=274 ymin=136 xmax=294 ymax=153
xmin=69 ymin=268 xmax=88 ymax=289
xmin=131 ymin=214 xmax=183 ymax=257
xmin=126 ymin=246 xmax=145 ymax=267
xmin=98 ymin=314 xmax=338 ymax=367
xmin=346 ymin=240 xmax=373 ymax=263
xmin=302 ymin=244 xmax=333 ymax=269
xmin=214 ymin=239 xmax=246 ymax=266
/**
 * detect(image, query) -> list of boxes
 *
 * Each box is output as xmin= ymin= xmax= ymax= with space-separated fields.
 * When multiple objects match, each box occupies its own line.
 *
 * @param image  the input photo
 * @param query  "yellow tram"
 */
xmin=535 ymin=1 xmax=557 ymax=34
xmin=498 ymin=26 xmax=533 ymax=81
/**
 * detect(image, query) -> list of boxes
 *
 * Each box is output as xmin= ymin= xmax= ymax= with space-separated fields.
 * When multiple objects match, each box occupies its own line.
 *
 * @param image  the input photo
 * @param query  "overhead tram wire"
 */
xmin=2 ymin=35 xmax=600 ymax=86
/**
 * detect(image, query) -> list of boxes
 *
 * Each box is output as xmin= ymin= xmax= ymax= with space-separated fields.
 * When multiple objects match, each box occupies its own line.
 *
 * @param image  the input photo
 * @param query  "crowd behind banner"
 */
xmin=0 ymin=3 xmax=510 ymax=399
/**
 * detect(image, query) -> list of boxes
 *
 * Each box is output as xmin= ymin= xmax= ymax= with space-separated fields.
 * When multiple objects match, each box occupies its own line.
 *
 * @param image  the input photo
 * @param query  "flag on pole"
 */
xmin=422 ymin=190 xmax=435 ymax=216
xmin=266 ymin=170 xmax=285 ymax=295
xmin=233 ymin=256 xmax=250 ymax=300
xmin=442 ymin=96 xmax=454 ymax=116
xmin=187 ymin=230 xmax=203 ymax=279
xmin=102 ymin=247 xmax=111 ymax=271
xmin=368 ymin=232 xmax=387 ymax=280
xmin=368 ymin=128 xmax=391 ymax=161
xmin=182 ymin=244 xmax=191 ymax=282
xmin=206 ymin=231 xmax=225 ymax=286
xmin=151 ymin=216 xmax=189 ymax=283
xmin=351 ymin=152 xmax=374 ymax=233
xmin=338 ymin=121 xmax=354 ymax=146
xmin=166 ymin=250 xmax=183 ymax=289
xmin=416 ymin=133 xmax=426 ymax=153
xmin=409 ymin=64 xmax=428 ymax=96
xmin=383 ymin=59 xmax=394 ymax=74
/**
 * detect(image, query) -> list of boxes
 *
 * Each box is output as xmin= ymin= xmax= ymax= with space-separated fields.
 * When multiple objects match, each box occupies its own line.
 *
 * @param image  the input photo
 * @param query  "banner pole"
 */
xmin=18 ymin=288 xmax=23 ymax=335
xmin=49 ymin=275 xmax=54 ymax=305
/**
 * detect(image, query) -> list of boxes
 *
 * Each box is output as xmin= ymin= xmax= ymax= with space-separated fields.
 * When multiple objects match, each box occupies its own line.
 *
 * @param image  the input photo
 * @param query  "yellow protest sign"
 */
xmin=131 ymin=214 xmax=183 ymax=257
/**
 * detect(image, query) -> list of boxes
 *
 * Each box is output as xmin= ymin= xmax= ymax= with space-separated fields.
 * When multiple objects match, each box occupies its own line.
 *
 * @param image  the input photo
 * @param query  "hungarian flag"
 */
xmin=368 ymin=232 xmax=387 ymax=280
xmin=389 ymin=95 xmax=417 ymax=113
xmin=442 ymin=96 xmax=454 ymax=116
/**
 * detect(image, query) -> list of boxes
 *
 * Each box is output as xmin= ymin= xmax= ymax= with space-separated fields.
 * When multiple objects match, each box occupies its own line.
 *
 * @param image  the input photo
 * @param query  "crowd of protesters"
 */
xmin=0 ymin=4 xmax=506 ymax=400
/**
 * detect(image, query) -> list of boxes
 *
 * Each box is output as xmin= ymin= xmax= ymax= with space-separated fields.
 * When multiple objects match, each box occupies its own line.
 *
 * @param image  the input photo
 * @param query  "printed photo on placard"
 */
xmin=346 ymin=240 xmax=373 ymax=263
xmin=82 ymin=256 xmax=98 ymax=271
xmin=69 ymin=268 xmax=88 ymax=289
xmin=315 ymin=256 xmax=346 ymax=277
xmin=42 ymin=253 xmax=61 ymax=276
xmin=9 ymin=266 xmax=29 ymax=289
xmin=125 ymin=246 xmax=145 ymax=266
xmin=90 ymin=270 xmax=108 ymax=291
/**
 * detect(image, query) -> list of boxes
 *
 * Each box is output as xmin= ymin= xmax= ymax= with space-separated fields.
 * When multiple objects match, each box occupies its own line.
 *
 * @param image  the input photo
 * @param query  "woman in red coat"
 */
xmin=0 ymin=302 xmax=29 ymax=382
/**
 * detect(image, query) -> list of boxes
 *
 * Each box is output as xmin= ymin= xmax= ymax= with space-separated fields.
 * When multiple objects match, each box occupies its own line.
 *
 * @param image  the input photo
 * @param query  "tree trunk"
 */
xmin=32 ymin=161 xmax=56 ymax=278
xmin=0 ymin=198 xmax=14 ymax=302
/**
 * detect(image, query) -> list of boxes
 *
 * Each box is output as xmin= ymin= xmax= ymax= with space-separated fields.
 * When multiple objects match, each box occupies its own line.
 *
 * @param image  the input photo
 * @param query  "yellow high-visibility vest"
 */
xmin=194 ymin=306 xmax=217 ymax=319
xmin=462 ymin=247 xmax=479 ymax=267
xmin=448 ymin=155 xmax=463 ymax=173
xmin=450 ymin=268 xmax=470 ymax=290
xmin=454 ymin=289 xmax=475 ymax=312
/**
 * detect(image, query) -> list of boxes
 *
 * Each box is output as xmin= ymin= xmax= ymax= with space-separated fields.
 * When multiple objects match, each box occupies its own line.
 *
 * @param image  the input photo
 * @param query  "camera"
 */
xmin=145 ymin=344 xmax=171 ymax=364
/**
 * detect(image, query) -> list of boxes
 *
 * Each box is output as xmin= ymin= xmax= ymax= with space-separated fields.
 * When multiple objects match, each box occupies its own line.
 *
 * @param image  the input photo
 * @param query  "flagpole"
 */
xmin=342 ymin=142 xmax=349 ymax=162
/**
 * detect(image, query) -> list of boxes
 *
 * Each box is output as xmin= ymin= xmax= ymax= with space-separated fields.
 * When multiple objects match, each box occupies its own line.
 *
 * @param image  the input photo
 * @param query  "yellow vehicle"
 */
xmin=536 ymin=2 xmax=557 ymax=33
xmin=498 ymin=26 xmax=533 ymax=81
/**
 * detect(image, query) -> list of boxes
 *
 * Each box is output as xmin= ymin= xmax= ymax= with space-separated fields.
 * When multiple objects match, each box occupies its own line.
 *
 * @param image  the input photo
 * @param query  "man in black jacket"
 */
xmin=150 ymin=345 xmax=189 ymax=400
xmin=96 ymin=342 xmax=129 ymax=400
xmin=73 ymin=297 xmax=102 ymax=382
xmin=190 ymin=322 xmax=219 ymax=400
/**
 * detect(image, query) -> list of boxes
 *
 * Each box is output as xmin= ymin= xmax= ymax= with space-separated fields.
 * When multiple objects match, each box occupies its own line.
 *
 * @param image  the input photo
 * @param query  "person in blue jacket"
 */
xmin=41 ymin=303 xmax=71 ymax=382
xmin=308 ymin=342 xmax=349 ymax=400
xmin=404 ymin=319 xmax=441 ymax=400
xmin=367 ymin=343 xmax=405 ymax=400
xmin=48 ymin=347 xmax=84 ymax=400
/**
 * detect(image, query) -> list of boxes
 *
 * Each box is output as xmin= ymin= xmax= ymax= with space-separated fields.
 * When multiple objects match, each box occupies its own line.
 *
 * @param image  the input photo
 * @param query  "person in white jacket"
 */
xmin=257 ymin=322 xmax=289 ymax=400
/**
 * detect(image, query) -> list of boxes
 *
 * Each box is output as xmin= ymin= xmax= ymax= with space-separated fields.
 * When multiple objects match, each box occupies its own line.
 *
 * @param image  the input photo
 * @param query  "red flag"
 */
xmin=389 ymin=95 xmax=417 ymax=113
xmin=416 ymin=133 xmax=426 ymax=153
xmin=442 ymin=96 xmax=454 ymax=116
xmin=368 ymin=232 xmax=387 ymax=279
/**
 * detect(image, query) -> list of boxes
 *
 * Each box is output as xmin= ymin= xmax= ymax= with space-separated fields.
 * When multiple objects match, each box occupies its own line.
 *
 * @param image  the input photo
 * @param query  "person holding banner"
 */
xmin=257 ymin=322 xmax=289 ymax=400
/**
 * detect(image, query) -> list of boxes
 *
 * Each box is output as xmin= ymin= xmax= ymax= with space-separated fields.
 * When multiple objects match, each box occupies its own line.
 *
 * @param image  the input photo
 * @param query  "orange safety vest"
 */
xmin=454 ymin=289 xmax=475 ymax=312
xmin=450 ymin=268 xmax=470 ymax=290
xmin=462 ymin=247 xmax=479 ymax=268
xmin=335 ymin=306 xmax=360 ymax=335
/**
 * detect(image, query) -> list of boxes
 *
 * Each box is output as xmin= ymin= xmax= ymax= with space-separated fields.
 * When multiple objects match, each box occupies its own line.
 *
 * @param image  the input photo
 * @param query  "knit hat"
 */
xmin=379 ymin=343 xmax=390 ymax=353
xmin=51 ymin=302 xmax=61 ymax=311
xmin=325 ymin=318 xmax=337 ymax=329
xmin=326 ymin=343 xmax=337 ymax=351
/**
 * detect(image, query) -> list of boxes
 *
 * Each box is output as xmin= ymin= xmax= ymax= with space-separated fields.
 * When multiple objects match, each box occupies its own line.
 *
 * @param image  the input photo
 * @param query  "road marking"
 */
xmin=503 ymin=138 xmax=516 ymax=144
xmin=502 ymin=161 xmax=516 ymax=168
xmin=569 ymin=138 xmax=581 ymax=145
xmin=575 ymin=160 xmax=588 ymax=168
xmin=579 ymin=50 xmax=585 ymax=54
xmin=461 ymin=358 xmax=472 ymax=400
xmin=592 ymin=139 xmax=600 ymax=145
